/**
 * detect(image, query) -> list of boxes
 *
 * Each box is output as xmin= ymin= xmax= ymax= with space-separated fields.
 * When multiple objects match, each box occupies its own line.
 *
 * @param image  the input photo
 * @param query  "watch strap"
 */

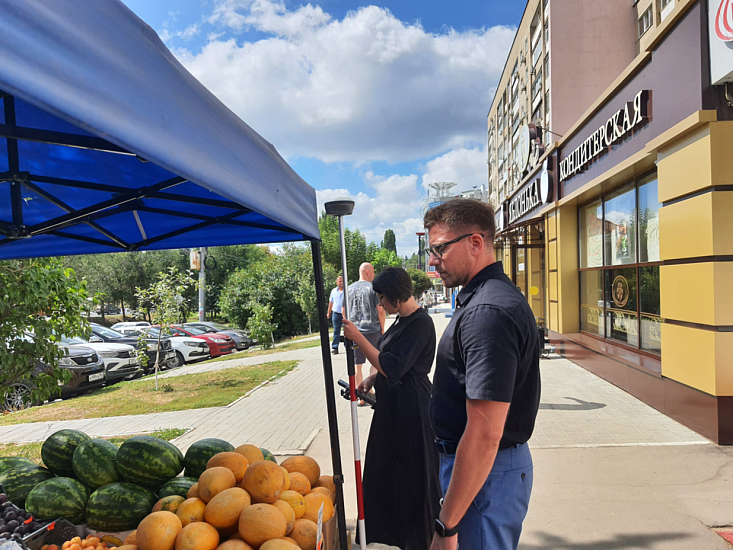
xmin=435 ymin=518 xmax=458 ymax=537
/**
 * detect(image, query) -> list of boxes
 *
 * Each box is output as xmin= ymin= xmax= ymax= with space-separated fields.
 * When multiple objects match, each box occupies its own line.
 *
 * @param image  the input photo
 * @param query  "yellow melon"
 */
xmin=123 ymin=531 xmax=137 ymax=546
xmin=280 ymin=467 xmax=291 ymax=492
xmin=259 ymin=540 xmax=299 ymax=550
xmin=243 ymin=460 xmax=285 ymax=504
xmin=153 ymin=495 xmax=186 ymax=514
xmin=287 ymin=473 xmax=310 ymax=496
xmin=207 ymin=452 xmax=249 ymax=484
xmin=136 ymin=511 xmax=182 ymax=550
xmin=187 ymin=483 xmax=199 ymax=499
xmin=310 ymin=487 xmax=334 ymax=504
xmin=176 ymin=498 xmax=207 ymax=527
xmin=175 ymin=522 xmax=220 ymax=550
xmin=199 ymin=467 xmax=237 ymax=503
xmin=314 ymin=476 xmax=336 ymax=495
xmin=279 ymin=537 xmax=299 ymax=547
xmin=278 ymin=491 xmax=306 ymax=519
xmin=302 ymin=493 xmax=334 ymax=524
xmin=290 ymin=520 xmax=317 ymax=550
xmin=280 ymin=457 xmax=320 ymax=487
xmin=227 ymin=532 xmax=244 ymax=542
xmin=205 ymin=487 xmax=252 ymax=529
xmin=216 ymin=541 xmax=253 ymax=550
xmin=234 ymin=444 xmax=265 ymax=465
xmin=272 ymin=500 xmax=295 ymax=535
xmin=115 ymin=546 xmax=139 ymax=550
xmin=238 ymin=503 xmax=287 ymax=547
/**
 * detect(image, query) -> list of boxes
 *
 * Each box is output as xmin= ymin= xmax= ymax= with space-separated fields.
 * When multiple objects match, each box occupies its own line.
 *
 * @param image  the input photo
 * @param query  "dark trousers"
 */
xmin=331 ymin=312 xmax=342 ymax=350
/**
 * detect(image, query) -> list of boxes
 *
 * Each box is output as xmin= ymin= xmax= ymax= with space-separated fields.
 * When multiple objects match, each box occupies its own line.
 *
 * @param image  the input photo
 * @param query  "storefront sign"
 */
xmin=508 ymin=159 xmax=553 ymax=225
xmin=559 ymin=90 xmax=650 ymax=182
xmin=494 ymin=204 xmax=506 ymax=233
xmin=710 ymin=0 xmax=733 ymax=84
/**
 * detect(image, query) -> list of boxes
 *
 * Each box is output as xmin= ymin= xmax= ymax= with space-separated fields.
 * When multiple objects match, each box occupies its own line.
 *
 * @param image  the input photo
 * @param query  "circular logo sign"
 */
xmin=611 ymin=275 xmax=630 ymax=309
xmin=539 ymin=159 xmax=551 ymax=203
xmin=518 ymin=124 xmax=531 ymax=173
xmin=716 ymin=0 xmax=733 ymax=41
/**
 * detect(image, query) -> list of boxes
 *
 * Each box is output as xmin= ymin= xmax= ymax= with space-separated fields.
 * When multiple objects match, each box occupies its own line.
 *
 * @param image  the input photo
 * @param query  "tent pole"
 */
xmin=311 ymin=240 xmax=348 ymax=550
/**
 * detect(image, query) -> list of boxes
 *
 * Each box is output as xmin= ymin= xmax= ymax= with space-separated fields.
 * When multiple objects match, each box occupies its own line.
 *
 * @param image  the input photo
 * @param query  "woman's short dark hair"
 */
xmin=372 ymin=267 xmax=413 ymax=305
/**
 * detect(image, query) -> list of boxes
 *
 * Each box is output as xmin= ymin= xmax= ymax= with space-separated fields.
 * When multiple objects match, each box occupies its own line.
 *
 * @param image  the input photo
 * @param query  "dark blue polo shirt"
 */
xmin=431 ymin=262 xmax=541 ymax=449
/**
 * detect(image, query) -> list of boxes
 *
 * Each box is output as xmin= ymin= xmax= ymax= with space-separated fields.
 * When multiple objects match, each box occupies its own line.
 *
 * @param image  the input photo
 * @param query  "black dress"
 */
xmin=361 ymin=307 xmax=441 ymax=550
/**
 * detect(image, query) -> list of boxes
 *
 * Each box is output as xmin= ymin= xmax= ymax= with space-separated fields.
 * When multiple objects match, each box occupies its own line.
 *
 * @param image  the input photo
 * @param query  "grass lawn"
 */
xmin=0 ymin=360 xmax=297 ymax=426
xmin=0 ymin=428 xmax=188 ymax=466
xmin=200 ymin=338 xmax=322 ymax=363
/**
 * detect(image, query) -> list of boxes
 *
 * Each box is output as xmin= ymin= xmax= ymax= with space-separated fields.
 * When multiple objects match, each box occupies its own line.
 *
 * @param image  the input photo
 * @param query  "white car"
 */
xmin=111 ymin=321 xmax=151 ymax=331
xmin=59 ymin=336 xmax=142 ymax=384
xmin=121 ymin=327 xmax=210 ymax=367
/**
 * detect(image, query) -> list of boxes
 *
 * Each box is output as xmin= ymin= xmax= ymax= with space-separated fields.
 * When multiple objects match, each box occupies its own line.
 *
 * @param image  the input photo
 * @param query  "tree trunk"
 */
xmin=121 ymin=298 xmax=127 ymax=322
xmin=100 ymin=302 xmax=105 ymax=322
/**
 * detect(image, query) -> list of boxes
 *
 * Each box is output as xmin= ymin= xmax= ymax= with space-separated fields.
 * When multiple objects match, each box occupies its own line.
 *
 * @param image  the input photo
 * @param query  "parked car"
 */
xmin=59 ymin=335 xmax=142 ymax=384
xmin=89 ymin=323 xmax=175 ymax=374
xmin=164 ymin=325 xmax=236 ymax=358
xmin=185 ymin=322 xmax=257 ymax=350
xmin=134 ymin=327 xmax=211 ymax=367
xmin=2 ymin=336 xmax=106 ymax=410
xmin=111 ymin=321 xmax=151 ymax=332
xmin=96 ymin=305 xmax=121 ymax=315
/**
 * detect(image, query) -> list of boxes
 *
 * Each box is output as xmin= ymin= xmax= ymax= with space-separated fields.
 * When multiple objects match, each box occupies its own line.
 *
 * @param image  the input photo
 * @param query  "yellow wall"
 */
xmin=555 ymin=206 xmax=580 ymax=334
xmin=661 ymin=262 xmax=733 ymax=326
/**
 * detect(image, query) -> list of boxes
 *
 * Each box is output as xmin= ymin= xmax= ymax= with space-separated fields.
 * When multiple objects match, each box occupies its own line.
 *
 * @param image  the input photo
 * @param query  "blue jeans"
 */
xmin=331 ymin=312 xmax=342 ymax=350
xmin=439 ymin=443 xmax=533 ymax=550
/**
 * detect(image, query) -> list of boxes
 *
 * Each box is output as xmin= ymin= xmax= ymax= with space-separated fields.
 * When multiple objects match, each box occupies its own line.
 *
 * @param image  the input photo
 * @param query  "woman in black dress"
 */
xmin=342 ymin=267 xmax=441 ymax=550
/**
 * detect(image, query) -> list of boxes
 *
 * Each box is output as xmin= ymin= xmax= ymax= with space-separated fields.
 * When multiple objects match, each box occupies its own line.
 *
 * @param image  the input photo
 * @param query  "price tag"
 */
xmin=316 ymin=503 xmax=324 ymax=550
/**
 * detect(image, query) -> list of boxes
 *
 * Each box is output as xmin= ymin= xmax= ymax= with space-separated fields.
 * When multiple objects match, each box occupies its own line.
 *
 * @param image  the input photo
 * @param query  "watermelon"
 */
xmin=157 ymin=476 xmax=198 ymax=498
xmin=260 ymin=448 xmax=277 ymax=464
xmin=116 ymin=436 xmax=184 ymax=488
xmin=25 ymin=477 xmax=88 ymax=524
xmin=0 ymin=456 xmax=35 ymax=474
xmin=41 ymin=429 xmax=91 ymax=477
xmin=86 ymin=482 xmax=157 ymax=531
xmin=184 ymin=439 xmax=234 ymax=478
xmin=0 ymin=463 xmax=54 ymax=507
xmin=72 ymin=439 xmax=120 ymax=490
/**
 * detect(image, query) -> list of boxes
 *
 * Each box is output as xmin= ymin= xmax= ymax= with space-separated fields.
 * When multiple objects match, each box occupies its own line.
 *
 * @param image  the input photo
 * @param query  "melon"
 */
xmin=234 ymin=445 xmax=264 ymax=465
xmin=207 ymin=453 xmax=248 ymax=483
xmin=302 ymin=493 xmax=334 ymax=524
xmin=0 ymin=457 xmax=35 ymax=474
xmin=198 ymin=467 xmax=236 ymax=503
xmin=124 ymin=531 xmax=137 ymax=546
xmin=290 ymin=520 xmax=317 ymax=550
xmin=0 ymin=463 xmax=55 ymax=508
xmin=176 ymin=497 xmax=207 ymax=527
xmin=159 ymin=477 xmax=199 ymax=499
xmin=260 ymin=540 xmax=299 ymax=550
xmin=314 ymin=476 xmax=336 ymax=495
xmin=280 ymin=537 xmax=299 ymax=547
xmin=136 ymin=511 xmax=182 ymax=550
xmin=116 ymin=545 xmax=138 ymax=550
xmin=279 ymin=468 xmax=290 ymax=492
xmin=310 ymin=487 xmax=334 ymax=504
xmin=260 ymin=448 xmax=277 ymax=464
xmin=243 ymin=461 xmax=285 ymax=504
xmin=41 ymin=429 xmax=91 ymax=477
xmin=153 ymin=495 xmax=186 ymax=514
xmin=116 ymin=436 xmax=185 ymax=489
xmin=184 ymin=439 xmax=235 ymax=479
xmin=72 ymin=438 xmax=120 ymax=490
xmin=25 ymin=477 xmax=88 ymax=524
xmin=86 ymin=482 xmax=158 ymax=532
xmin=204 ymin=487 xmax=251 ymax=529
xmin=280 ymin=457 xmax=320 ymax=487
xmin=279 ymin=491 xmax=306 ymax=519
xmin=216 ymin=541 xmax=253 ymax=550
xmin=175 ymin=521 xmax=219 ymax=550
xmin=272 ymin=500 xmax=295 ymax=535
xmin=287 ymin=473 xmax=310 ymax=497
xmin=187 ymin=483 xmax=199 ymax=499
xmin=238 ymin=503 xmax=287 ymax=547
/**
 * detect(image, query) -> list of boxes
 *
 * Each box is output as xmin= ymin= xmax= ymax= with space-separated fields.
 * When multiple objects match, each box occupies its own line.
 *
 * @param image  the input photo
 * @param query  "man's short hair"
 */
xmin=423 ymin=199 xmax=496 ymax=244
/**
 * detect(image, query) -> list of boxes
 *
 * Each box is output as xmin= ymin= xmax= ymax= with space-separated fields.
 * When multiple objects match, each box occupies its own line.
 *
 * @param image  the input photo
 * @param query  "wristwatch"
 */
xmin=434 ymin=518 xmax=458 ymax=538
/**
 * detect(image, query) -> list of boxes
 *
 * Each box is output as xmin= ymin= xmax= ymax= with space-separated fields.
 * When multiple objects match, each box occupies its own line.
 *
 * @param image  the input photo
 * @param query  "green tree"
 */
xmin=369 ymin=248 xmax=402 ymax=274
xmin=381 ymin=229 xmax=397 ymax=255
xmin=407 ymin=268 xmax=432 ymax=299
xmin=0 ymin=259 xmax=98 ymax=407
xmin=318 ymin=213 xmax=369 ymax=283
xmin=246 ymin=302 xmax=276 ymax=350
xmin=135 ymin=267 xmax=198 ymax=389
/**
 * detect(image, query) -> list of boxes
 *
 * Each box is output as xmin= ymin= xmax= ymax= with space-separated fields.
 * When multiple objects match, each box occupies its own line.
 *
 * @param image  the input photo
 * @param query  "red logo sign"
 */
xmin=716 ymin=0 xmax=733 ymax=42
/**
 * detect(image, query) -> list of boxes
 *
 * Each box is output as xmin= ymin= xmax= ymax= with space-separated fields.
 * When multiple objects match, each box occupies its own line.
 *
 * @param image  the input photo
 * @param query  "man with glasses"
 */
xmin=425 ymin=199 xmax=540 ymax=550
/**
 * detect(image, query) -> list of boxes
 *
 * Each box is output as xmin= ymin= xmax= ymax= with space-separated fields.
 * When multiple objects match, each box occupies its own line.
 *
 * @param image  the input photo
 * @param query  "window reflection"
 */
xmin=604 ymin=184 xmax=636 ymax=266
xmin=638 ymin=175 xmax=660 ymax=263
xmin=579 ymin=200 xmax=603 ymax=268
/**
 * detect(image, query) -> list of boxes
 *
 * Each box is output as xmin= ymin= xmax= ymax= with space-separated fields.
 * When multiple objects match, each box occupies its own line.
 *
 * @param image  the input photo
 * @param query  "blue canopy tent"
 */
xmin=0 ymin=0 xmax=347 ymax=544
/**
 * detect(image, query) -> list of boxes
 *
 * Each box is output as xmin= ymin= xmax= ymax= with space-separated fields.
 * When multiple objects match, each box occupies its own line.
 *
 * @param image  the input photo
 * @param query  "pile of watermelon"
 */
xmin=0 ymin=429 xmax=277 ymax=532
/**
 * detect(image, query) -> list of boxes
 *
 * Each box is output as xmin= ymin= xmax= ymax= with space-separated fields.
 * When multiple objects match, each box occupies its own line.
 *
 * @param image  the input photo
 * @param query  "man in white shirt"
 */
xmin=327 ymin=275 xmax=344 ymax=354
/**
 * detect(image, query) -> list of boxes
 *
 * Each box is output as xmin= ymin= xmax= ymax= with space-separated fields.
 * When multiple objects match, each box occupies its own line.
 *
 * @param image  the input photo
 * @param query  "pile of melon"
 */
xmin=127 ymin=446 xmax=335 ymax=550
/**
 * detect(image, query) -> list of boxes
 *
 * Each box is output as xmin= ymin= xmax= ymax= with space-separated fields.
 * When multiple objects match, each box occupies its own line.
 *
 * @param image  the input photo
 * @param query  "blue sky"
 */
xmin=121 ymin=0 xmax=522 ymax=255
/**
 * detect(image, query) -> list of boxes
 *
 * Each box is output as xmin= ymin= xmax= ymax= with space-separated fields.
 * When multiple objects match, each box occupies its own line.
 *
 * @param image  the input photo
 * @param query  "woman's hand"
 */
xmin=358 ymin=374 xmax=376 ymax=394
xmin=342 ymin=318 xmax=360 ymax=341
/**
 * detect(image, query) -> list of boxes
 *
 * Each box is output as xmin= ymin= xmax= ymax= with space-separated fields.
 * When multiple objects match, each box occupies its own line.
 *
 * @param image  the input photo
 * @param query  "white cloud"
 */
xmin=176 ymin=0 xmax=514 ymax=163
xmin=421 ymin=145 xmax=488 ymax=192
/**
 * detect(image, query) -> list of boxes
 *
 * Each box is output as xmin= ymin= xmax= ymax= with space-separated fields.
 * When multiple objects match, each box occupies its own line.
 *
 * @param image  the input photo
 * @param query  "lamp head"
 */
xmin=324 ymin=199 xmax=355 ymax=217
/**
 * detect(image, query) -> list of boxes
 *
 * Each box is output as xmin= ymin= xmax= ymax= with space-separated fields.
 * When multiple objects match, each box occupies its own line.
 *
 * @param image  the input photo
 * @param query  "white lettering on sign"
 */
xmin=508 ymin=159 xmax=553 ymax=225
xmin=560 ymin=90 xmax=650 ymax=182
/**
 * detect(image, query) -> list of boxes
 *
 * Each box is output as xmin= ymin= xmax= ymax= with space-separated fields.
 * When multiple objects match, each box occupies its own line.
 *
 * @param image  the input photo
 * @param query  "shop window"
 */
xmin=579 ymin=200 xmax=603 ymax=268
xmin=605 ymin=268 xmax=638 ymax=347
xmin=604 ymin=183 xmax=636 ymax=266
xmin=580 ymin=270 xmax=604 ymax=336
xmin=638 ymin=174 xmax=660 ymax=262
xmin=640 ymin=266 xmax=661 ymax=352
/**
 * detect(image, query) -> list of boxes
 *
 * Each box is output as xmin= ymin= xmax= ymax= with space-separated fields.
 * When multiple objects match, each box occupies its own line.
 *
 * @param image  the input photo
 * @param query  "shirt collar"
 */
xmin=455 ymin=261 xmax=505 ymax=307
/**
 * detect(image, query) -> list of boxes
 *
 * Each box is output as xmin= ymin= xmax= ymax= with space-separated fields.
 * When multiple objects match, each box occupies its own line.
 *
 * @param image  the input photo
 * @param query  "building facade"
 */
xmin=490 ymin=0 xmax=733 ymax=443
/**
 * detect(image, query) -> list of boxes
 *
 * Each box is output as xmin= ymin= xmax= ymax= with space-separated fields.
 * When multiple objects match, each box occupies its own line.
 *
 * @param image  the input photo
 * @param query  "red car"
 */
xmin=165 ymin=325 xmax=236 ymax=358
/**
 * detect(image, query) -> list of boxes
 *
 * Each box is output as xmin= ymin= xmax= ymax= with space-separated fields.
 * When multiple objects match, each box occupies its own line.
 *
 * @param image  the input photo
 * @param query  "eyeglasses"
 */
xmin=425 ymin=233 xmax=484 ymax=259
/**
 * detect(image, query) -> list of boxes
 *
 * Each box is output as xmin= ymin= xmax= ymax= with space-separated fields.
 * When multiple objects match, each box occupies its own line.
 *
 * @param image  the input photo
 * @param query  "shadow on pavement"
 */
xmin=539 ymin=397 xmax=606 ymax=411
xmin=520 ymin=531 xmax=693 ymax=549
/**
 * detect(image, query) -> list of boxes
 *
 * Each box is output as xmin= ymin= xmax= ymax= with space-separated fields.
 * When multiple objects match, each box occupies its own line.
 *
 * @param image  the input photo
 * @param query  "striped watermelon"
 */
xmin=41 ymin=429 xmax=91 ymax=477
xmin=72 ymin=439 xmax=120 ymax=490
xmin=157 ymin=476 xmax=198 ymax=498
xmin=25 ymin=477 xmax=88 ymax=524
xmin=183 ymin=439 xmax=234 ymax=478
xmin=260 ymin=448 xmax=277 ymax=464
xmin=116 ymin=436 xmax=184 ymax=488
xmin=85 ymin=482 xmax=157 ymax=531
xmin=0 ymin=457 xmax=35 ymax=474
xmin=0 ymin=463 xmax=54 ymax=508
